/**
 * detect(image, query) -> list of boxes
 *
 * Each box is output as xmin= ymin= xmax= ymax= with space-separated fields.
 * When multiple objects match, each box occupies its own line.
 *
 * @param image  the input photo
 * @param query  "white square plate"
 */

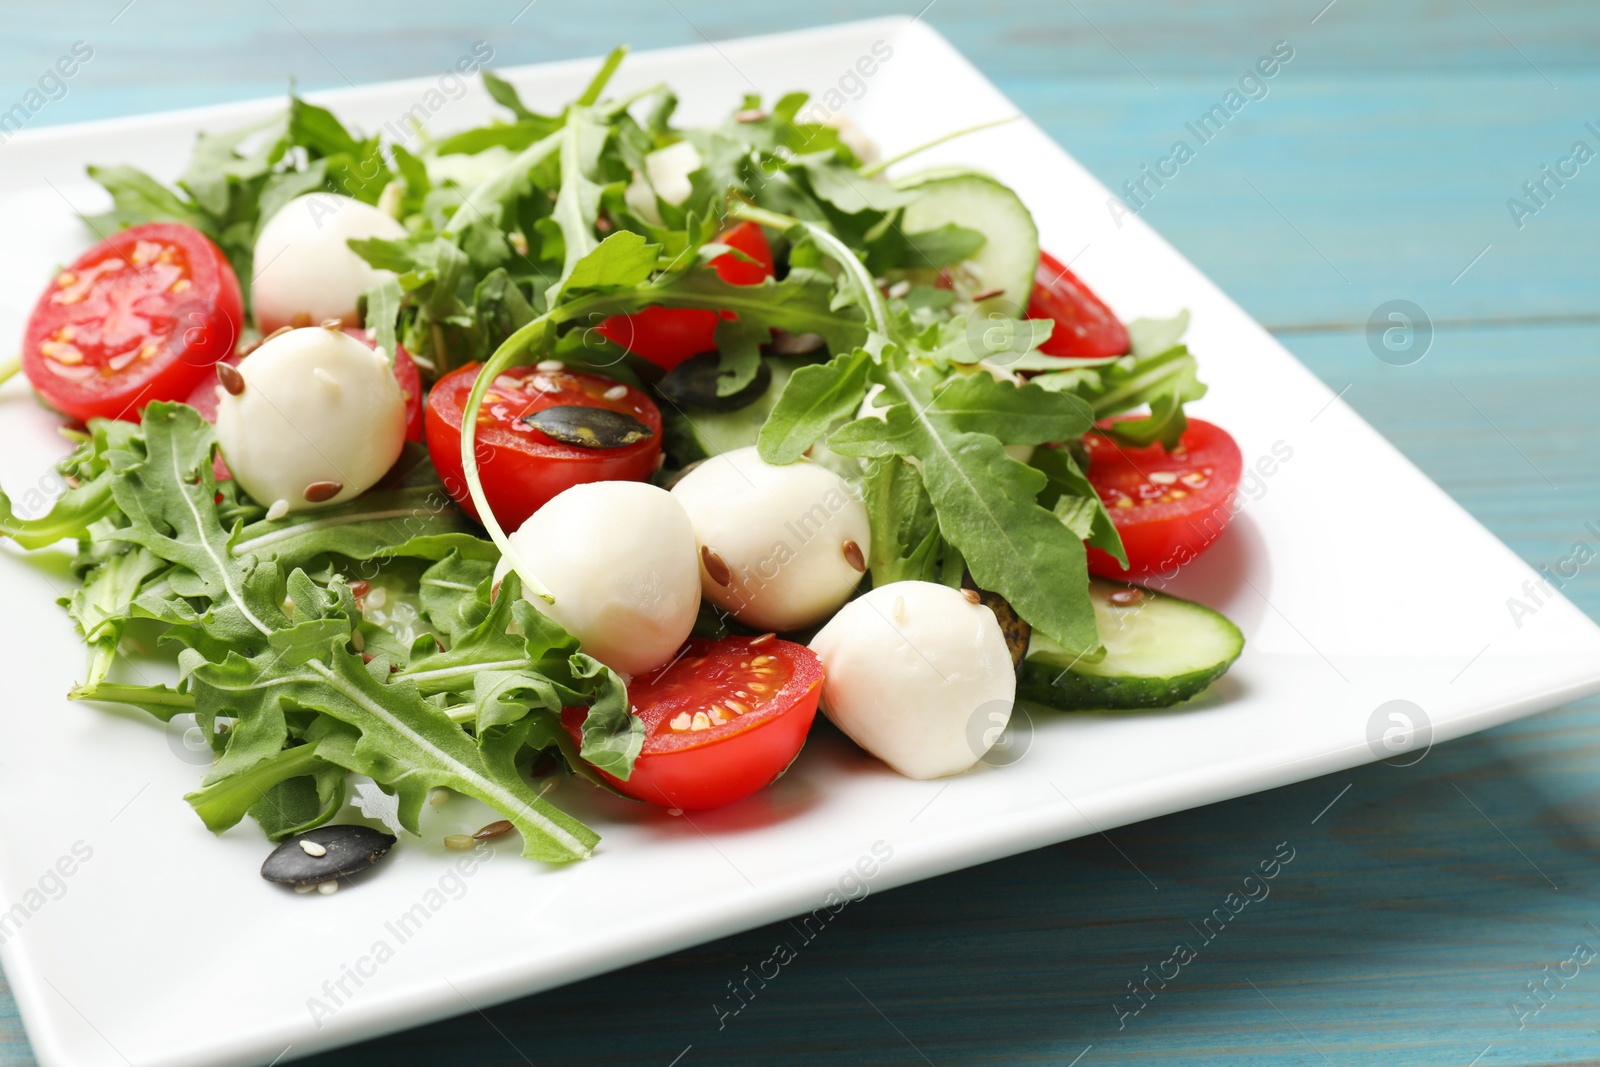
xmin=3 ymin=17 xmax=1598 ymax=1067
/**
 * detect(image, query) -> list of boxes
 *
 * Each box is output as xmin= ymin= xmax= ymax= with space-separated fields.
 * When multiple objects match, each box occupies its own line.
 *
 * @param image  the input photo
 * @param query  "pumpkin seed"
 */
xmin=523 ymin=405 xmax=655 ymax=449
xmin=261 ymin=825 xmax=397 ymax=889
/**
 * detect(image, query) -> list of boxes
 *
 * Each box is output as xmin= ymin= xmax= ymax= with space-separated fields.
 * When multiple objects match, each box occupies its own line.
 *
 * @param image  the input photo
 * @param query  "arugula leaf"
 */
xmin=102 ymin=404 xmax=286 ymax=641
xmin=544 ymin=108 xmax=609 ymax=303
xmin=757 ymin=347 xmax=872 ymax=463
xmin=1030 ymin=445 xmax=1126 ymax=567
xmin=185 ymin=741 xmax=330 ymax=835
xmin=826 ymin=360 xmax=1102 ymax=657
xmin=859 ymin=456 xmax=944 ymax=586
xmin=709 ymin=314 xmax=770 ymax=397
xmin=401 ymin=571 xmax=640 ymax=776
xmin=228 ymin=485 xmax=492 ymax=570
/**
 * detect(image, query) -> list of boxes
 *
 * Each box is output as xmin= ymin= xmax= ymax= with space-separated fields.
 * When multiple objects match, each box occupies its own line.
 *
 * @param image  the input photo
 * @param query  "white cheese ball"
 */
xmin=623 ymin=140 xmax=703 ymax=226
xmin=494 ymin=481 xmax=701 ymax=677
xmin=809 ymin=580 xmax=1016 ymax=779
xmin=671 ymin=446 xmax=871 ymax=632
xmin=214 ymin=327 xmax=405 ymax=514
xmin=251 ymin=193 xmax=408 ymax=334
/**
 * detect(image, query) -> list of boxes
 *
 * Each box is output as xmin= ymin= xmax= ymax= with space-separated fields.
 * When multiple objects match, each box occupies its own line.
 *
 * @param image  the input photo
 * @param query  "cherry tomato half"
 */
xmin=1082 ymin=417 xmax=1243 ymax=579
xmin=426 ymin=363 xmax=662 ymax=530
xmin=1027 ymin=250 xmax=1129 ymax=360
xmin=562 ymin=635 xmax=823 ymax=810
xmin=23 ymin=222 xmax=244 ymax=423
xmin=594 ymin=221 xmax=775 ymax=372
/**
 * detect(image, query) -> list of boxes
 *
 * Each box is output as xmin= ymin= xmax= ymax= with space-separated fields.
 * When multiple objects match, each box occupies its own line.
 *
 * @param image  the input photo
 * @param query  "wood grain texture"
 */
xmin=4 ymin=1 xmax=1599 ymax=1064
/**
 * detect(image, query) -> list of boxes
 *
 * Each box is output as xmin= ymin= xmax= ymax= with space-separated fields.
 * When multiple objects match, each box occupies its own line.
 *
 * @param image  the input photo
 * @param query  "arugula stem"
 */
xmin=0 ymin=353 xmax=20 ymax=387
xmin=727 ymin=203 xmax=889 ymax=334
xmin=576 ymin=46 xmax=629 ymax=107
xmin=70 ymin=681 xmax=196 ymax=709
xmin=858 ymin=115 xmax=1020 ymax=179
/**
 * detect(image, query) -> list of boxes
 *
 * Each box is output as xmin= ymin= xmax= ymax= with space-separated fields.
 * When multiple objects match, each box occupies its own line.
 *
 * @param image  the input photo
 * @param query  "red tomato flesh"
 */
xmin=1083 ymin=417 xmax=1243 ymax=579
xmin=22 ymin=222 xmax=243 ymax=422
xmin=594 ymin=221 xmax=774 ymax=371
xmin=426 ymin=363 xmax=662 ymax=530
xmin=562 ymin=636 xmax=823 ymax=810
xmin=1027 ymin=250 xmax=1129 ymax=360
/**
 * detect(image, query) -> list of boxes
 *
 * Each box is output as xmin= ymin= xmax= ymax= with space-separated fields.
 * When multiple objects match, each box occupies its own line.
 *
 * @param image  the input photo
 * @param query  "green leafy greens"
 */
xmin=5 ymin=47 xmax=1215 ymax=864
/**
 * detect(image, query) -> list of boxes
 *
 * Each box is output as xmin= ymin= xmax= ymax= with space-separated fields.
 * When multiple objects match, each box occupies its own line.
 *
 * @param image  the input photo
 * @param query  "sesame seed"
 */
xmin=962 ymin=588 xmax=982 ymax=605
xmin=265 ymin=499 xmax=290 ymax=521
xmin=892 ymin=596 xmax=907 ymax=623
xmin=428 ymin=788 xmax=451 ymax=808
xmin=444 ymin=834 xmax=475 ymax=850
xmin=735 ymin=107 xmax=769 ymax=123
xmin=313 ymin=367 xmax=340 ymax=390
xmin=299 ymin=839 xmax=328 ymax=857
xmin=317 ymin=880 xmax=339 ymax=895
xmin=603 ymin=384 xmax=629 ymax=401
xmin=887 ymin=279 xmax=911 ymax=299
xmin=350 ymin=629 xmax=365 ymax=653
xmin=1108 ymin=588 xmax=1144 ymax=607
xmin=320 ymin=318 xmax=343 ymax=330
xmin=536 ymin=359 xmax=564 ymax=371
xmin=294 ymin=883 xmax=315 ymax=894
xmin=365 ymin=328 xmax=378 ymax=341
xmin=365 ymin=586 xmax=388 ymax=609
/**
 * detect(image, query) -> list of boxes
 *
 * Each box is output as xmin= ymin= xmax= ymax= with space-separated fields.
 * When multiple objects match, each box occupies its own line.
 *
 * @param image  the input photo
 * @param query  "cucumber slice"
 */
xmin=896 ymin=169 xmax=1040 ymax=311
xmin=667 ymin=357 xmax=802 ymax=461
xmin=1019 ymin=581 xmax=1243 ymax=711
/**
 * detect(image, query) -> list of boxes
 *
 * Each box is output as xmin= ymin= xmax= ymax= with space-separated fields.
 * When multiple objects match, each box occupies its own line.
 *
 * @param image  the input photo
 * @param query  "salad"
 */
xmin=0 ymin=49 xmax=1245 ymax=878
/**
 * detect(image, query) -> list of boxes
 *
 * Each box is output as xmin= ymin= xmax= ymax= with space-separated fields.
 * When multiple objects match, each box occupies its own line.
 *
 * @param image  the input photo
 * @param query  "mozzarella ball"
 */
xmin=215 ymin=326 xmax=406 ymax=514
xmin=251 ymin=193 xmax=408 ymax=334
xmin=809 ymin=581 xmax=1016 ymax=779
xmin=494 ymin=481 xmax=701 ymax=676
xmin=671 ymin=446 xmax=871 ymax=632
xmin=623 ymin=140 xmax=703 ymax=226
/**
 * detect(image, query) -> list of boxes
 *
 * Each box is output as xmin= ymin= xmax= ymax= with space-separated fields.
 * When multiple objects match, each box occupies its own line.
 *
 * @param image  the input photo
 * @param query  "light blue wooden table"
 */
xmin=5 ymin=1 xmax=1600 ymax=1063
